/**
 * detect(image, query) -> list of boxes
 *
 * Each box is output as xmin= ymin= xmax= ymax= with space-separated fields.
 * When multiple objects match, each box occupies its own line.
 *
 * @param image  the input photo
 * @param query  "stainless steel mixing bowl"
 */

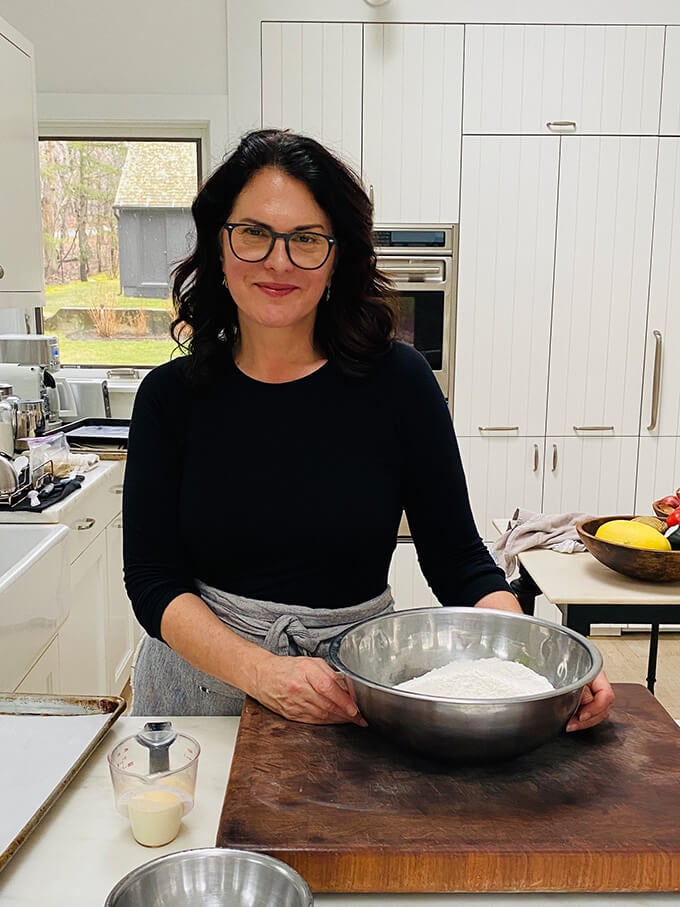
xmin=329 ymin=607 xmax=603 ymax=762
xmin=105 ymin=848 xmax=314 ymax=906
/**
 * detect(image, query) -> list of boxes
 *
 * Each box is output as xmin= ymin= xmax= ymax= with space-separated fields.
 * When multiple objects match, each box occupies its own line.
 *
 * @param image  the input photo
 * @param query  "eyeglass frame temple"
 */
xmin=224 ymin=222 xmax=336 ymax=269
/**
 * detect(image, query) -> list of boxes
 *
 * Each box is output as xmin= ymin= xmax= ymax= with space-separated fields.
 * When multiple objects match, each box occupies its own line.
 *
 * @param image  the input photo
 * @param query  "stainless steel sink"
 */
xmin=0 ymin=524 xmax=69 ymax=690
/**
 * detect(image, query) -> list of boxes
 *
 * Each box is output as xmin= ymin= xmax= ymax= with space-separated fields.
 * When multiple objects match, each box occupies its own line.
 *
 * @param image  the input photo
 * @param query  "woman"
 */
xmin=123 ymin=128 xmax=613 ymax=730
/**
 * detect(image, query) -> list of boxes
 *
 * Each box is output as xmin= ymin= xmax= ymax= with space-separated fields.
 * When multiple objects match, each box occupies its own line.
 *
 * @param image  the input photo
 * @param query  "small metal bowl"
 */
xmin=329 ymin=607 xmax=602 ymax=762
xmin=105 ymin=848 xmax=314 ymax=906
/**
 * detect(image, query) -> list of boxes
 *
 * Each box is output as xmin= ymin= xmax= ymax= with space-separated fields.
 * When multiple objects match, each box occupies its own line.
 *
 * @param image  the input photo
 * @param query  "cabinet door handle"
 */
xmin=75 ymin=517 xmax=96 ymax=531
xmin=110 ymin=484 xmax=124 ymax=495
xmin=572 ymin=425 xmax=615 ymax=432
xmin=369 ymin=184 xmax=374 ymax=207
xmin=546 ymin=120 xmax=577 ymax=131
xmin=552 ymin=444 xmax=558 ymax=472
xmin=647 ymin=329 xmax=663 ymax=431
xmin=533 ymin=444 xmax=539 ymax=472
xmin=478 ymin=425 xmax=520 ymax=432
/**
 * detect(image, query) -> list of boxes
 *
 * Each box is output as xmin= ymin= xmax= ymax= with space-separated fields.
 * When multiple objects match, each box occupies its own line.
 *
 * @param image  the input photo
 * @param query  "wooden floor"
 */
xmin=594 ymin=632 xmax=680 ymax=719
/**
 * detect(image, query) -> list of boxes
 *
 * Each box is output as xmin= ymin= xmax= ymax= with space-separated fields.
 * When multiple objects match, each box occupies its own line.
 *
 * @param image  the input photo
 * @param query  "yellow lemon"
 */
xmin=595 ymin=519 xmax=671 ymax=551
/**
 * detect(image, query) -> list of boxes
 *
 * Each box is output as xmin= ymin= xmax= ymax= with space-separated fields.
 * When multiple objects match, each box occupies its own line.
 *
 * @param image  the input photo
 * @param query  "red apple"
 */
xmin=657 ymin=495 xmax=680 ymax=509
xmin=667 ymin=506 xmax=680 ymax=528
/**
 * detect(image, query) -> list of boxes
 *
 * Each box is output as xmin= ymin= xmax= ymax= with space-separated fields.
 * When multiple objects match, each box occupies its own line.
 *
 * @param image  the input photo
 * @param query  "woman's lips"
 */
xmin=255 ymin=282 xmax=297 ymax=298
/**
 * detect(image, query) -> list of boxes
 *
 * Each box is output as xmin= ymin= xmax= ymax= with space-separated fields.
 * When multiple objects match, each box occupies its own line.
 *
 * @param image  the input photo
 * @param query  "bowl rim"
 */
xmin=104 ymin=847 xmax=314 ymax=905
xmin=329 ymin=606 xmax=603 ymax=704
xmin=576 ymin=515 xmax=680 ymax=556
xmin=106 ymin=731 xmax=201 ymax=781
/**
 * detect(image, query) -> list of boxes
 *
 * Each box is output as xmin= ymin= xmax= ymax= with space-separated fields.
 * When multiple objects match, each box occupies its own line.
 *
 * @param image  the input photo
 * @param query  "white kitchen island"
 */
xmin=0 ymin=715 xmax=678 ymax=906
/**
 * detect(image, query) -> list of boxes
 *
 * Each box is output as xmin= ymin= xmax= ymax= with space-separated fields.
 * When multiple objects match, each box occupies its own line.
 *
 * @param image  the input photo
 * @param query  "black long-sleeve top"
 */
xmin=122 ymin=341 xmax=510 ymax=640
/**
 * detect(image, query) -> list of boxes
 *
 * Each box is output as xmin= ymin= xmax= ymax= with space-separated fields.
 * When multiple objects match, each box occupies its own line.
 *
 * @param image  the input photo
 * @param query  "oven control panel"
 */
xmin=372 ymin=224 xmax=456 ymax=256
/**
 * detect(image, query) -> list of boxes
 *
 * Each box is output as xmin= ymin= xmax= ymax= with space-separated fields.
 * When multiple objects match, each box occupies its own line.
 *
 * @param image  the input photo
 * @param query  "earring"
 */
xmin=325 ymin=284 xmax=331 ymax=303
xmin=222 ymin=277 xmax=229 ymax=290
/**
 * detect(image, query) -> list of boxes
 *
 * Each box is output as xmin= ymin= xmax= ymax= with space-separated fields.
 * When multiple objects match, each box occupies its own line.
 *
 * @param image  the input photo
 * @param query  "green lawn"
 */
xmin=44 ymin=275 xmax=173 ymax=313
xmin=45 ymin=276 xmax=178 ymax=366
xmin=56 ymin=337 xmax=178 ymax=367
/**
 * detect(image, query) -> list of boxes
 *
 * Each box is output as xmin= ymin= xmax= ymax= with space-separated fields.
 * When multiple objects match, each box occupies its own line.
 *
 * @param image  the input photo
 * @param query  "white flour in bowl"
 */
xmin=395 ymin=657 xmax=554 ymax=699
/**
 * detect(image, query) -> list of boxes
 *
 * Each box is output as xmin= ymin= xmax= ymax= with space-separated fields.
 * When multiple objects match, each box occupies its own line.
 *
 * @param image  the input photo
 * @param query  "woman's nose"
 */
xmin=264 ymin=236 xmax=293 ymax=270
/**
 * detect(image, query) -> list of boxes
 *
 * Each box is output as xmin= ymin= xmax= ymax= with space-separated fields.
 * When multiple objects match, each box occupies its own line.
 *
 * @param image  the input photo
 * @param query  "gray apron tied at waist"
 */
xmin=130 ymin=585 xmax=394 ymax=717
xmin=196 ymin=581 xmax=394 ymax=658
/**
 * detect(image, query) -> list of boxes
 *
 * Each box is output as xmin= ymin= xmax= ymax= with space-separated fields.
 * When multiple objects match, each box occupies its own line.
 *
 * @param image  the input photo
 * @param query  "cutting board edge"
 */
xmin=216 ymin=845 xmax=680 ymax=894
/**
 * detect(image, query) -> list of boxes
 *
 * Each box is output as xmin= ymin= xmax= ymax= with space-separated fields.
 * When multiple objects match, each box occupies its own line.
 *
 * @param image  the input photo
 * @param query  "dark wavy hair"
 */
xmin=170 ymin=128 xmax=397 ymax=384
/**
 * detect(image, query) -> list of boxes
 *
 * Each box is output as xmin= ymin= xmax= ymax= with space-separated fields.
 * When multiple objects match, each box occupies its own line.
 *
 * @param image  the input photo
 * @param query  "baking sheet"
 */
xmin=65 ymin=425 xmax=129 ymax=442
xmin=0 ymin=694 xmax=125 ymax=872
xmin=61 ymin=418 xmax=129 ymax=447
xmin=45 ymin=418 xmax=130 ymax=450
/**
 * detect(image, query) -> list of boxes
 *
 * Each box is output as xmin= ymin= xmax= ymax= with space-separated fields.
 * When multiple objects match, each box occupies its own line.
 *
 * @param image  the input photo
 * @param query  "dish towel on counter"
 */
xmin=130 ymin=583 xmax=395 ymax=717
xmin=492 ymin=507 xmax=592 ymax=577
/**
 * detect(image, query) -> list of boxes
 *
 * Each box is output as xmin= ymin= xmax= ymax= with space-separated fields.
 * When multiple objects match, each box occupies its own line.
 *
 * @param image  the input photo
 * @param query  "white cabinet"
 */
xmin=547 ymin=136 xmax=657 ymax=436
xmin=259 ymin=21 xmax=463 ymax=222
xmin=261 ymin=22 xmax=363 ymax=170
xmin=59 ymin=530 xmax=109 ymax=694
xmin=456 ymin=135 xmax=656 ymax=536
xmin=57 ymin=462 xmax=133 ymax=696
xmin=457 ymin=437 xmax=544 ymax=541
xmin=362 ymin=24 xmax=463 ymax=222
xmin=463 ymin=25 xmax=664 ymax=136
xmin=455 ymin=136 xmax=558 ymax=438
xmin=633 ymin=138 xmax=680 ymax=506
xmin=0 ymin=25 xmax=43 ymax=306
xmin=635 ymin=437 xmax=680 ymax=513
xmin=642 ymin=139 xmax=680 ymax=438
xmin=661 ymin=27 xmax=680 ymax=135
xmin=15 ymin=636 xmax=61 ymax=694
xmin=105 ymin=514 xmax=137 ymax=694
xmin=457 ymin=135 xmax=657 ymax=441
xmin=1 ymin=462 xmax=135 ymax=697
xmin=542 ymin=437 xmax=639 ymax=515
xmin=388 ymin=541 xmax=439 ymax=611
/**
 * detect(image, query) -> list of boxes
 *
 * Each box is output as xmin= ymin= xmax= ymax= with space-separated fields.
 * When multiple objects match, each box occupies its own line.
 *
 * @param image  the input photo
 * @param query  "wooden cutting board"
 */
xmin=217 ymin=683 xmax=680 ymax=893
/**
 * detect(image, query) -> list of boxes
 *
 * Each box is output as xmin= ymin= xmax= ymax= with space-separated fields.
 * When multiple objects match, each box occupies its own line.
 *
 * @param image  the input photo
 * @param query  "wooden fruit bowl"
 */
xmin=576 ymin=516 xmax=680 ymax=583
xmin=653 ymin=500 xmax=674 ymax=520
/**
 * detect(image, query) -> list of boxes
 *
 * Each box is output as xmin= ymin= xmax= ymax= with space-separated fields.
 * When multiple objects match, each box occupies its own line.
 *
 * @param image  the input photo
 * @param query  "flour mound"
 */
xmin=395 ymin=656 xmax=554 ymax=699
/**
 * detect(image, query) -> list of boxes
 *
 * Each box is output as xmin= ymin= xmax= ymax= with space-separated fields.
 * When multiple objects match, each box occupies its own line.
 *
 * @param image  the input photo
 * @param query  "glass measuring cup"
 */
xmin=107 ymin=722 xmax=200 ymax=846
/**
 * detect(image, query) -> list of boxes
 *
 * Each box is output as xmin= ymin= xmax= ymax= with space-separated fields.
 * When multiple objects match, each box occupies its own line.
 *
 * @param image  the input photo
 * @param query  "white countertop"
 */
xmin=0 ymin=715 xmax=678 ymax=906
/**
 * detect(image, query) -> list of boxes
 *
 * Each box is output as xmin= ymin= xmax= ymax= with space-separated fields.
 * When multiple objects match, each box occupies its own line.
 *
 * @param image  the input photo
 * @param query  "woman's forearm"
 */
xmin=158 ymin=592 xmax=365 ymax=725
xmin=159 ymin=592 xmax=274 ymax=696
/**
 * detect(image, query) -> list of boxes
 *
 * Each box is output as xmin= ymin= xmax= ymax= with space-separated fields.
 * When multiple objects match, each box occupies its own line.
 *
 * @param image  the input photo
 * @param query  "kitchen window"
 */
xmin=38 ymin=138 xmax=201 ymax=368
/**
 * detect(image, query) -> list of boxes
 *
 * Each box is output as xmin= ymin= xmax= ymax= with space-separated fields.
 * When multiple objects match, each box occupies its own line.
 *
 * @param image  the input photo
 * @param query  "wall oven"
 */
xmin=374 ymin=224 xmax=457 ymax=401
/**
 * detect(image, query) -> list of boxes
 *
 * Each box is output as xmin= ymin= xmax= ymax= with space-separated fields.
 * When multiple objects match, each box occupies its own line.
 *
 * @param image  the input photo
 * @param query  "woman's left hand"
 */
xmin=565 ymin=670 xmax=615 ymax=732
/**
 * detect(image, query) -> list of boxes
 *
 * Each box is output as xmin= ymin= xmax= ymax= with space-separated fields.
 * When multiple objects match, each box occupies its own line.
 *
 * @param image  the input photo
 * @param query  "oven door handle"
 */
xmin=379 ymin=266 xmax=446 ymax=284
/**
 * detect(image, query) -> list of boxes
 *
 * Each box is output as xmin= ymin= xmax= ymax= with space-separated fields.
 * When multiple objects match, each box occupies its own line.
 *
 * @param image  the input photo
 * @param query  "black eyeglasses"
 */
xmin=224 ymin=223 xmax=336 ymax=270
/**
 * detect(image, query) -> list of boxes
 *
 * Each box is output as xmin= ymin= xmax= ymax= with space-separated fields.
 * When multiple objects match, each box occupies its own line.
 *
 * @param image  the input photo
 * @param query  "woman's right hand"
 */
xmin=250 ymin=652 xmax=368 ymax=727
